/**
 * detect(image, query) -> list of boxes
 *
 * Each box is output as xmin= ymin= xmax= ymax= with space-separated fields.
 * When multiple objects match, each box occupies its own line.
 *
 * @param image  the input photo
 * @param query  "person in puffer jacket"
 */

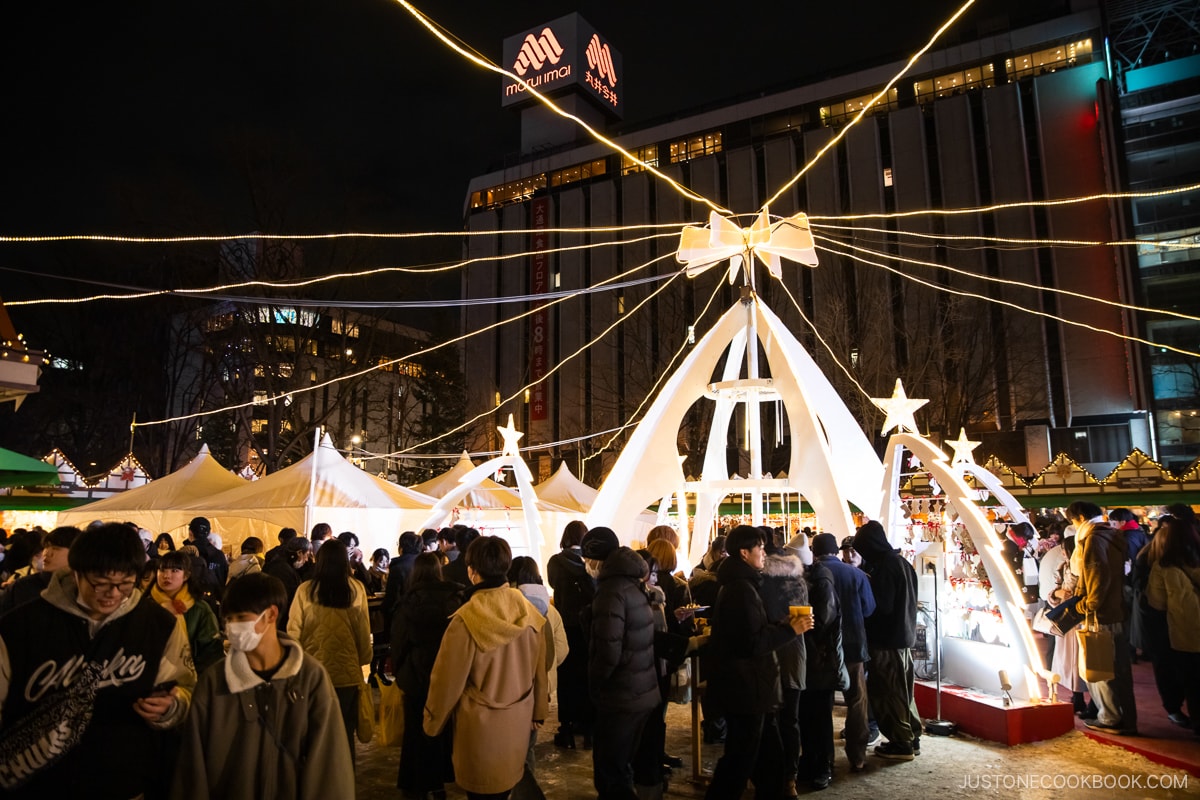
xmin=799 ymin=554 xmax=848 ymax=791
xmin=759 ymin=534 xmax=808 ymax=797
xmin=583 ymin=527 xmax=659 ymax=800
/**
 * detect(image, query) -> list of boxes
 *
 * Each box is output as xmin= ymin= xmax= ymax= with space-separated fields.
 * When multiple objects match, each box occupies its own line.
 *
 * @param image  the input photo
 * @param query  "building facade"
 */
xmin=461 ymin=2 xmax=1197 ymax=482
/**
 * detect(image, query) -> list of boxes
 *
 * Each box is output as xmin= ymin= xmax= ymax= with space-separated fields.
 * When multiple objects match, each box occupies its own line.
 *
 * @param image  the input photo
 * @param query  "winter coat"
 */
xmin=171 ymin=637 xmax=354 ymax=800
xmin=287 ymin=579 xmax=372 ymax=688
xmin=1146 ymin=562 xmax=1200 ymax=653
xmin=804 ymin=560 xmax=849 ymax=691
xmin=382 ymin=552 xmax=421 ymax=634
xmin=1130 ymin=549 xmax=1169 ymax=655
xmin=0 ymin=571 xmax=195 ymax=799
xmin=586 ymin=547 xmax=660 ymax=713
xmin=391 ymin=580 xmax=463 ymax=697
xmin=688 ymin=563 xmax=721 ymax=609
xmin=517 ymin=582 xmax=570 ymax=696
xmin=854 ymin=523 xmax=918 ymax=649
xmin=760 ymin=552 xmax=809 ymax=691
xmin=262 ymin=558 xmax=302 ymax=629
xmin=424 ymin=585 xmax=548 ymax=795
xmin=191 ymin=535 xmax=229 ymax=593
xmin=547 ymin=547 xmax=594 ymax=629
xmin=226 ymin=553 xmax=262 ymax=584
xmin=819 ymin=555 xmax=875 ymax=664
xmin=1073 ymin=523 xmax=1127 ymax=625
xmin=660 ymin=572 xmax=695 ymax=635
xmin=1003 ymin=538 xmax=1038 ymax=604
xmin=707 ymin=554 xmax=796 ymax=715
xmin=149 ymin=583 xmax=225 ymax=674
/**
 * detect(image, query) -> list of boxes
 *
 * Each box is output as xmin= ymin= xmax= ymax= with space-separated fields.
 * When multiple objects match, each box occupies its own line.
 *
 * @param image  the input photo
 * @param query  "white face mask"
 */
xmin=226 ymin=610 xmax=268 ymax=652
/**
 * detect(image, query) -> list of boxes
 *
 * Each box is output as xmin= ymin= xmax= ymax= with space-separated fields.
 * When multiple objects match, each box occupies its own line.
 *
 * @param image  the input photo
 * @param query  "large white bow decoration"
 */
xmin=676 ymin=208 xmax=819 ymax=284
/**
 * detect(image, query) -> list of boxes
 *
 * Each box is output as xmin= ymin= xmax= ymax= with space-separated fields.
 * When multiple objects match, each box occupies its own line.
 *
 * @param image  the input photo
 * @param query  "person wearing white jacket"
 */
xmin=1145 ymin=515 xmax=1200 ymax=735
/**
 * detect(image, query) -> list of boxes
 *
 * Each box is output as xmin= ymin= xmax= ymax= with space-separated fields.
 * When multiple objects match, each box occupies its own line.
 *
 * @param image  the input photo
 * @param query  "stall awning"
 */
xmin=0 ymin=448 xmax=60 ymax=489
xmin=0 ymin=495 xmax=95 ymax=512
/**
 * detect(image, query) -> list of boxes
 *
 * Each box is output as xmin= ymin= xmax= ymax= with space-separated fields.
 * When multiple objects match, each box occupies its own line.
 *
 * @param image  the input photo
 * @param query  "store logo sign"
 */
xmin=585 ymin=35 xmax=617 ymax=88
xmin=513 ymin=28 xmax=565 ymax=76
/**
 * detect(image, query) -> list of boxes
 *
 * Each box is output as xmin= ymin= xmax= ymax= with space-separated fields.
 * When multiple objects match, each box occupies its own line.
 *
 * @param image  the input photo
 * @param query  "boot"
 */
xmin=1071 ymin=692 xmax=1087 ymax=715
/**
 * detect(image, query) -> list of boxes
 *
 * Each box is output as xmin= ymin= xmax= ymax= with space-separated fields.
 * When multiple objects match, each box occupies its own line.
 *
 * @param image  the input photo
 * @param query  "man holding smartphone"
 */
xmin=0 ymin=522 xmax=196 ymax=798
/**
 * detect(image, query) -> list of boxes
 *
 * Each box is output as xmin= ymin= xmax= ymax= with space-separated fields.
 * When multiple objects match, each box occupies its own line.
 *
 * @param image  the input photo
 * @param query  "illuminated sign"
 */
xmin=501 ymin=13 xmax=623 ymax=119
xmin=529 ymin=197 xmax=550 ymax=422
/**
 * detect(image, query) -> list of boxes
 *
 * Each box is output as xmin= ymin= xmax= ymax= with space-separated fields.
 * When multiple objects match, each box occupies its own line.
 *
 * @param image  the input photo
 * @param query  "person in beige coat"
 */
xmin=425 ymin=537 xmax=549 ymax=800
xmin=287 ymin=539 xmax=372 ymax=763
xmin=1145 ymin=515 xmax=1200 ymax=734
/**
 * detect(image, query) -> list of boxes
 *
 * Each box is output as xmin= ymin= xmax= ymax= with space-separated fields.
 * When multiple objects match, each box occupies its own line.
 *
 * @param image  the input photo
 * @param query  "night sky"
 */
xmin=0 ymin=0 xmax=1062 ymax=466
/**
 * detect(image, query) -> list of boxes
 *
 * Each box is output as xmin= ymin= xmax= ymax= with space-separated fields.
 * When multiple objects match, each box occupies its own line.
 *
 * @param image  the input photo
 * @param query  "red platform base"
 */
xmin=914 ymin=681 xmax=1075 ymax=745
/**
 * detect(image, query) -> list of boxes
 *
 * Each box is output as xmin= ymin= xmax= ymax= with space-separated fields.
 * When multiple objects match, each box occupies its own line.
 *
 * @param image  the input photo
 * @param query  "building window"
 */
xmin=621 ymin=145 xmax=660 ymax=175
xmin=550 ymin=158 xmax=608 ymax=187
xmin=914 ymin=63 xmax=995 ymax=103
xmin=331 ymin=318 xmax=360 ymax=338
xmin=204 ymin=313 xmax=234 ymax=332
xmin=470 ymin=174 xmax=549 ymax=210
xmin=1006 ymin=39 xmax=1092 ymax=81
xmin=251 ymin=419 xmax=268 ymax=433
xmin=278 ymin=363 xmax=294 ymax=378
xmin=883 ymin=168 xmax=893 ymax=187
xmin=819 ymin=88 xmax=900 ymax=127
xmin=668 ymin=132 xmax=723 ymax=163
xmin=253 ymin=391 xmax=269 ymax=406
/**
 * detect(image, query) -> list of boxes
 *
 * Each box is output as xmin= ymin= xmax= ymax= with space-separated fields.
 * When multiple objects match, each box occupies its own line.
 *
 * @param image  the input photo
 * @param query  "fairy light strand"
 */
xmin=808 ymin=181 xmax=1200 ymax=222
xmin=395 ymin=265 xmax=688 ymax=454
xmin=816 ymin=241 xmax=1200 ymax=360
xmin=811 ymin=233 xmax=1200 ymax=324
xmin=7 ymin=231 xmax=682 ymax=307
xmin=134 ymin=252 xmax=678 ymax=428
xmin=393 ymin=1 xmax=731 ymax=216
xmin=0 ymin=221 xmax=694 ymax=244
xmin=809 ymin=220 xmax=1199 ymax=251
xmin=761 ymin=0 xmax=976 ymax=210
xmin=583 ymin=277 xmax=727 ymax=464
xmin=775 ymin=278 xmax=874 ymax=402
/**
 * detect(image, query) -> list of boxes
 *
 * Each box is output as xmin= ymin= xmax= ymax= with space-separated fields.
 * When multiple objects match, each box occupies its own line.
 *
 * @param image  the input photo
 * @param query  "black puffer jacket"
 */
xmin=804 ymin=560 xmax=848 ymax=691
xmin=391 ymin=579 xmax=463 ymax=696
xmin=707 ymin=555 xmax=796 ymax=715
xmin=547 ymin=547 xmax=594 ymax=629
xmin=586 ymin=547 xmax=660 ymax=713
xmin=760 ymin=552 xmax=809 ymax=691
xmin=853 ymin=522 xmax=917 ymax=649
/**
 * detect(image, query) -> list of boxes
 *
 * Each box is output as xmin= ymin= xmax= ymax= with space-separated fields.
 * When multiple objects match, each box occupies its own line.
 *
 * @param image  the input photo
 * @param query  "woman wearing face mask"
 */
xmin=287 ymin=539 xmax=372 ymax=764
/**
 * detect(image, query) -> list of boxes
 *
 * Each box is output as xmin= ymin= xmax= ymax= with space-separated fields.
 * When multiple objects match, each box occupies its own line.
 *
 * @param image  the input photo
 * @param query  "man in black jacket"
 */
xmin=853 ymin=520 xmax=921 ymax=761
xmin=584 ymin=526 xmax=658 ymax=800
xmin=705 ymin=526 xmax=809 ymax=799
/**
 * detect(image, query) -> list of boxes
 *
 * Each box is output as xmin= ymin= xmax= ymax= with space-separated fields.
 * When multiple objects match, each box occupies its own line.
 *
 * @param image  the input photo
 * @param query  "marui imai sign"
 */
xmin=501 ymin=13 xmax=624 ymax=119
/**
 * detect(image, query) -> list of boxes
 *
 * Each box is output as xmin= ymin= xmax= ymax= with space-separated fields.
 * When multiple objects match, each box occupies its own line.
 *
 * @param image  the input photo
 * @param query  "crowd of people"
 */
xmin=0 ymin=503 xmax=1193 ymax=799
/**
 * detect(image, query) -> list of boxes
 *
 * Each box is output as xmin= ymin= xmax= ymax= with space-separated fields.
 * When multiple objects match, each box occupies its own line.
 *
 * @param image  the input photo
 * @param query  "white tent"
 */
xmin=411 ymin=452 xmax=524 ymax=508
xmin=533 ymin=462 xmax=598 ymax=513
xmin=56 ymin=444 xmax=247 ymax=536
xmin=178 ymin=435 xmax=436 ymax=557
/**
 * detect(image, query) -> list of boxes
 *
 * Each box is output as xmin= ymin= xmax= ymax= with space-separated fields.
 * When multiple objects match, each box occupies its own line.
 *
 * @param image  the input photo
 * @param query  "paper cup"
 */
xmin=789 ymin=605 xmax=812 ymax=617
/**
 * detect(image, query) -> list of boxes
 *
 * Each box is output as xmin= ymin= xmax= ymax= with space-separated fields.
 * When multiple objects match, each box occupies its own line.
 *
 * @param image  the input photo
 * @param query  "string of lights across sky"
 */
xmin=2 ymin=0 xmax=1197 ymax=462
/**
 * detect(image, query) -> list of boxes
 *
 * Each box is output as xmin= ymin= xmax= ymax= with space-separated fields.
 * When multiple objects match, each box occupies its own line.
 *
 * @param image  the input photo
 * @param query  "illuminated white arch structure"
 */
xmin=419 ymin=415 xmax=544 ymax=559
xmin=880 ymin=432 xmax=1044 ymax=700
xmin=587 ymin=293 xmax=883 ymax=566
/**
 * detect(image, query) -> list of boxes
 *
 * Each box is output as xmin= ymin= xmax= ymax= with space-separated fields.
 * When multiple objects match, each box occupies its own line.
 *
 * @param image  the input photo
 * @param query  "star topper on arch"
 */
xmin=871 ymin=379 xmax=928 ymax=436
xmin=676 ymin=207 xmax=818 ymax=286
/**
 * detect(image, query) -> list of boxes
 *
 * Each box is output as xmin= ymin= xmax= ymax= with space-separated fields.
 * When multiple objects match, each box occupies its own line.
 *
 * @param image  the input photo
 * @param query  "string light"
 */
xmin=392 ymin=1 xmax=731 ymax=216
xmin=761 ymin=0 xmax=976 ymax=210
xmin=812 ymin=233 xmax=1200 ymax=324
xmin=808 ymin=181 xmax=1200 ymax=222
xmin=0 ymin=221 xmax=693 ymax=244
xmin=395 ymin=265 xmax=688 ymax=454
xmin=134 ymin=252 xmax=678 ymax=429
xmin=584 ymin=277 xmax=727 ymax=463
xmin=6 ymin=231 xmax=683 ymax=307
xmin=816 ymin=241 xmax=1200 ymax=360
xmin=809 ymin=221 xmax=1199 ymax=251
xmin=775 ymin=279 xmax=874 ymax=402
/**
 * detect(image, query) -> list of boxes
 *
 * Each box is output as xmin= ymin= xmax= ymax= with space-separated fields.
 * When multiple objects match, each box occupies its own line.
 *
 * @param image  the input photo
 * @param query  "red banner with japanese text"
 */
xmin=529 ymin=197 xmax=549 ymax=421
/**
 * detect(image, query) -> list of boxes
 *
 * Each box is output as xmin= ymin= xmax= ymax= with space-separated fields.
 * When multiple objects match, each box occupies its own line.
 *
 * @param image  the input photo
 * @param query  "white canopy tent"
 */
xmin=56 ymin=444 xmax=247 ymax=537
xmin=178 ymin=435 xmax=436 ymax=557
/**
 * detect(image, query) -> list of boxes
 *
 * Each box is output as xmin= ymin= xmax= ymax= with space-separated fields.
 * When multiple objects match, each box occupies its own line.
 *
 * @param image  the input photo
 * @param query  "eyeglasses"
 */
xmin=82 ymin=575 xmax=137 ymax=595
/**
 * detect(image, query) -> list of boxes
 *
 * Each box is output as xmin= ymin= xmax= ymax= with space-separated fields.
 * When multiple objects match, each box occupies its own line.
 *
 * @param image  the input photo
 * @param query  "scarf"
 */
xmin=150 ymin=583 xmax=194 ymax=617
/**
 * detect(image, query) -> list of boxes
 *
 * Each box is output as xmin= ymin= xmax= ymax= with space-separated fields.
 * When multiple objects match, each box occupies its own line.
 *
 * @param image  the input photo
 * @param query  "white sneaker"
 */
xmin=866 ymin=731 xmax=883 ymax=748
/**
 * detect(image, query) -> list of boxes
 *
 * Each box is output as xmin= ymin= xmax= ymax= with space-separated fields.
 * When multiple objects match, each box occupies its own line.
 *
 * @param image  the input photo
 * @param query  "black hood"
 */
xmin=852 ymin=520 xmax=894 ymax=563
xmin=599 ymin=546 xmax=649 ymax=582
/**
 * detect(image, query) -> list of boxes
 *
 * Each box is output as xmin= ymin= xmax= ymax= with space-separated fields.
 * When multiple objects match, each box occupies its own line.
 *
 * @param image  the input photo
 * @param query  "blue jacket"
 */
xmin=817 ymin=555 xmax=875 ymax=663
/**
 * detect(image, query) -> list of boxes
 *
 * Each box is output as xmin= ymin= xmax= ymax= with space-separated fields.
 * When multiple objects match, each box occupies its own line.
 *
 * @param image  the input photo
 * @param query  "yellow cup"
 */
xmin=789 ymin=605 xmax=812 ymax=617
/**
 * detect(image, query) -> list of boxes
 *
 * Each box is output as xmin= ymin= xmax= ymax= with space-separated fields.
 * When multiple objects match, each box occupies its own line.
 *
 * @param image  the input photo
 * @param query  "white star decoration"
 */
xmin=870 ymin=379 xmax=928 ymax=436
xmin=947 ymin=427 xmax=981 ymax=465
xmin=676 ymin=207 xmax=818 ymax=284
xmin=497 ymin=414 xmax=524 ymax=457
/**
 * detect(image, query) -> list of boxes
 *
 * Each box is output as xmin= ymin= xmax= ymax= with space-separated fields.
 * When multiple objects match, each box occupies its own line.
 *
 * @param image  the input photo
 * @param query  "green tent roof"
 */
xmin=0 ymin=447 xmax=59 ymax=489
